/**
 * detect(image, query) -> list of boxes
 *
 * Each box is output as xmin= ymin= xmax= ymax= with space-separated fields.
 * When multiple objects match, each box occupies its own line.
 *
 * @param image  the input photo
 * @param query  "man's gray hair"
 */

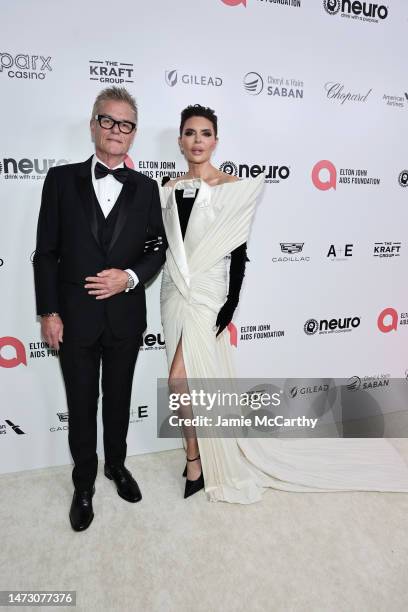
xmin=92 ymin=87 xmax=138 ymax=124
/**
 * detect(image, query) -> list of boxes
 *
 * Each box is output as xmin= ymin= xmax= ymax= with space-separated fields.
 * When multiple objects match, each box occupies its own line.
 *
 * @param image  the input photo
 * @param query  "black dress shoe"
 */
xmin=104 ymin=465 xmax=142 ymax=503
xmin=69 ymin=486 xmax=95 ymax=532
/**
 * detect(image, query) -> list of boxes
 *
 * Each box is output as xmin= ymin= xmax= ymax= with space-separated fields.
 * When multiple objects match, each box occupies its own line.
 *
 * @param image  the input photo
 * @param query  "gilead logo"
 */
xmin=0 ymin=337 xmax=27 ymax=368
xmin=222 ymin=0 xmax=246 ymax=6
xmin=377 ymin=308 xmax=398 ymax=333
xmin=312 ymin=160 xmax=337 ymax=191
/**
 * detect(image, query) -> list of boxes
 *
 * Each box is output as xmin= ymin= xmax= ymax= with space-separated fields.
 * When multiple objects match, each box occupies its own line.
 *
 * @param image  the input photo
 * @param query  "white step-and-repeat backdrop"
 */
xmin=1 ymin=0 xmax=408 ymax=474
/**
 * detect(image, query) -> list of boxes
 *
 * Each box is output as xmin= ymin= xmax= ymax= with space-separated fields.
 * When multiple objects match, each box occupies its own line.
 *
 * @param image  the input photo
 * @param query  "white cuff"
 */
xmin=124 ymin=269 xmax=139 ymax=293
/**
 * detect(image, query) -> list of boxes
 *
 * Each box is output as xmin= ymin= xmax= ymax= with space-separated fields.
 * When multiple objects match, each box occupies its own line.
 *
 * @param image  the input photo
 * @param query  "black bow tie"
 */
xmin=94 ymin=162 xmax=129 ymax=184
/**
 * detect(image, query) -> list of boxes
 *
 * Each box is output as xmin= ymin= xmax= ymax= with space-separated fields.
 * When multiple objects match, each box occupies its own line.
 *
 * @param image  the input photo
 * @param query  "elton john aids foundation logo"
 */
xmin=312 ymin=160 xmax=337 ymax=191
xmin=378 ymin=308 xmax=398 ymax=333
xmin=221 ymin=0 xmax=246 ymax=6
xmin=0 ymin=337 xmax=27 ymax=368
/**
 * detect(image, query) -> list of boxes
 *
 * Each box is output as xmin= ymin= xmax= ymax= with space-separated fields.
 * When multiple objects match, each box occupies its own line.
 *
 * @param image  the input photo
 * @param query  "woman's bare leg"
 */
xmin=168 ymin=336 xmax=202 ymax=480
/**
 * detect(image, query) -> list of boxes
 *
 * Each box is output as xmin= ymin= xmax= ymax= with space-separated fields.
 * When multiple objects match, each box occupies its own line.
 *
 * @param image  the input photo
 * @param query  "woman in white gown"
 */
xmin=158 ymin=104 xmax=408 ymax=503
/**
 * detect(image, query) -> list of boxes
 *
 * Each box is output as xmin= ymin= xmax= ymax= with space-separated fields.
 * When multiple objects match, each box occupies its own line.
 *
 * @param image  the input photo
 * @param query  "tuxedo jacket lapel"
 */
xmin=76 ymin=157 xmax=101 ymax=251
xmin=108 ymin=176 xmax=138 ymax=254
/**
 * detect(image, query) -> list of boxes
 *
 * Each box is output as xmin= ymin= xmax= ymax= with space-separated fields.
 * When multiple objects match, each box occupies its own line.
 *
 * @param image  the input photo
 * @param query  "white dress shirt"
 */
xmin=91 ymin=155 xmax=138 ymax=290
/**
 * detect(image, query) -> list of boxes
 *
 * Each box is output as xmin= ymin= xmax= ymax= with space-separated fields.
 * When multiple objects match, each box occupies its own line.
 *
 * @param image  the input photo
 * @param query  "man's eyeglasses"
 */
xmin=95 ymin=114 xmax=136 ymax=134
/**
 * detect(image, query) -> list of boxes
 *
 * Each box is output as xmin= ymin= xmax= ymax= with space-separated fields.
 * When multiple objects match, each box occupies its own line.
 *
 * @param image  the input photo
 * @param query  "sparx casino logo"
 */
xmin=0 ymin=52 xmax=52 ymax=80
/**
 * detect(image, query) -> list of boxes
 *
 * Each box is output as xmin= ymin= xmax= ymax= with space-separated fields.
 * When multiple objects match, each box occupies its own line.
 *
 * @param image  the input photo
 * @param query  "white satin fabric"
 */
xmin=158 ymin=176 xmax=408 ymax=503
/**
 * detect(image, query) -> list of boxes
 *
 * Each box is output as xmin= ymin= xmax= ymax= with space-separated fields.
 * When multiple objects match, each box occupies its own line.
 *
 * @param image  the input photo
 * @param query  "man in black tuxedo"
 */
xmin=34 ymin=87 xmax=166 ymax=531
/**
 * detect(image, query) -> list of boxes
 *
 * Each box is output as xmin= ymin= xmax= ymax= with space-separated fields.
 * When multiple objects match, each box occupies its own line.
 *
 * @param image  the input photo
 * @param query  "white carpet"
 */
xmin=1 ymin=445 xmax=408 ymax=612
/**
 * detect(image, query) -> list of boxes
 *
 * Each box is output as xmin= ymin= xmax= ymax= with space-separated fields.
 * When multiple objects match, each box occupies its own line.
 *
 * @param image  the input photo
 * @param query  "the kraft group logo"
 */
xmin=312 ymin=160 xmax=337 ymax=191
xmin=89 ymin=60 xmax=134 ymax=84
xmin=221 ymin=0 xmax=246 ymax=6
xmin=243 ymin=72 xmax=264 ymax=95
xmin=0 ymin=337 xmax=27 ymax=368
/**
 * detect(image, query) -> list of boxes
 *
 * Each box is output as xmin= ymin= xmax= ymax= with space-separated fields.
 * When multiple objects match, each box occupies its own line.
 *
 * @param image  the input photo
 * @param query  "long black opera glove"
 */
xmin=216 ymin=243 xmax=248 ymax=337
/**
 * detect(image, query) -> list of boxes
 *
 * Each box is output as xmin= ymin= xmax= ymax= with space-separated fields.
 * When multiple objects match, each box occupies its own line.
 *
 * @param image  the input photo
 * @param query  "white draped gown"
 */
xmin=158 ymin=175 xmax=408 ymax=503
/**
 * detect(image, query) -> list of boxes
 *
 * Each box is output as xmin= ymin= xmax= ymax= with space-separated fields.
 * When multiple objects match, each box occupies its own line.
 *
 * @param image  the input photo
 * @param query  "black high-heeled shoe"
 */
xmin=184 ymin=454 xmax=204 ymax=499
xmin=182 ymin=464 xmax=187 ymax=477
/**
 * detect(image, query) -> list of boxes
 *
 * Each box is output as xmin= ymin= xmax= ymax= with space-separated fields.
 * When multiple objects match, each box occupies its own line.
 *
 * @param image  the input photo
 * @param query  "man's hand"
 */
xmin=85 ymin=268 xmax=128 ymax=300
xmin=41 ymin=315 xmax=64 ymax=350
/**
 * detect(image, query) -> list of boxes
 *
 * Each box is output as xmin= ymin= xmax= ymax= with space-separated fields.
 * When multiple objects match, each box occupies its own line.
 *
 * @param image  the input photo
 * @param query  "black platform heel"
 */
xmin=184 ymin=454 xmax=204 ymax=499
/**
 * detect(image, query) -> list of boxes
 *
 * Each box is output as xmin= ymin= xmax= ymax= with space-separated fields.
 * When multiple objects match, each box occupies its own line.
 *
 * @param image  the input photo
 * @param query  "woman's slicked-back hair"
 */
xmin=179 ymin=104 xmax=218 ymax=137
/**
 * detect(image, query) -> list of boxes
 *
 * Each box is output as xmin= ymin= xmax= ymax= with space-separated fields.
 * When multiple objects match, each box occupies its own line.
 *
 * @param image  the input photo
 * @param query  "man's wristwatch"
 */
xmin=126 ymin=272 xmax=135 ymax=290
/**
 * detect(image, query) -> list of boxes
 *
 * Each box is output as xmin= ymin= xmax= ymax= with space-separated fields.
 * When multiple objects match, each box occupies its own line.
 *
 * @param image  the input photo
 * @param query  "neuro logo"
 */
xmin=312 ymin=160 xmax=337 ymax=191
xmin=398 ymin=170 xmax=408 ymax=187
xmin=243 ymin=72 xmax=264 ymax=95
xmin=5 ymin=420 xmax=25 ymax=435
xmin=377 ymin=308 xmax=398 ymax=333
xmin=323 ymin=0 xmax=388 ymax=20
xmin=304 ymin=319 xmax=319 ymax=335
xmin=165 ymin=70 xmax=178 ymax=87
xmin=222 ymin=0 xmax=247 ymax=6
xmin=323 ymin=0 xmax=341 ymax=14
xmin=219 ymin=161 xmax=238 ymax=176
xmin=0 ymin=337 xmax=27 ymax=368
